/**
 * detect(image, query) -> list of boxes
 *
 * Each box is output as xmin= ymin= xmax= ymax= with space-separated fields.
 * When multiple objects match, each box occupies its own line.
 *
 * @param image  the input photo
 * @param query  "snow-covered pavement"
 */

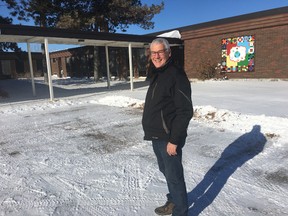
xmin=0 ymin=78 xmax=287 ymax=215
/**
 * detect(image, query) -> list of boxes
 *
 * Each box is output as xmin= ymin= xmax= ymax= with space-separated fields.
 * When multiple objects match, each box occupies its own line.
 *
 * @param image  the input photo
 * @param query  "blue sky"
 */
xmin=127 ymin=0 xmax=288 ymax=35
xmin=1 ymin=0 xmax=287 ymax=51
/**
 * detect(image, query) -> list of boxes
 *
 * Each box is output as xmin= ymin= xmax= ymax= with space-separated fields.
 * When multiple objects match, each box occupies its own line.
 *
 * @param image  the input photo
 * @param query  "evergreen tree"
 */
xmin=0 ymin=16 xmax=21 ymax=52
xmin=56 ymin=0 xmax=164 ymax=32
xmin=2 ymin=0 xmax=163 ymax=32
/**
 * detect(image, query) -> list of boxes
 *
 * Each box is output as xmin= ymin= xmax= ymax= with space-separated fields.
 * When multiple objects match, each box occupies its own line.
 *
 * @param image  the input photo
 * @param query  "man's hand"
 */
xmin=167 ymin=142 xmax=177 ymax=156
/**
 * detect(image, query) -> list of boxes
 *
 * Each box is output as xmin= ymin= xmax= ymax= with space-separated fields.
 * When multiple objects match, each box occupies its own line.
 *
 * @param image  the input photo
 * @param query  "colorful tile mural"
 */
xmin=221 ymin=35 xmax=255 ymax=72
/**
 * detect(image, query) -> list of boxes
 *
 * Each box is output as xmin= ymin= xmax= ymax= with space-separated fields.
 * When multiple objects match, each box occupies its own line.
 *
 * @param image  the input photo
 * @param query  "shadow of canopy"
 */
xmin=0 ymin=79 xmax=149 ymax=104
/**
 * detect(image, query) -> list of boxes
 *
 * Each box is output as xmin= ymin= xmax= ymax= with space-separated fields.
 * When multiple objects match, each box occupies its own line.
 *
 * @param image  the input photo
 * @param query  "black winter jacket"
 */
xmin=142 ymin=59 xmax=193 ymax=145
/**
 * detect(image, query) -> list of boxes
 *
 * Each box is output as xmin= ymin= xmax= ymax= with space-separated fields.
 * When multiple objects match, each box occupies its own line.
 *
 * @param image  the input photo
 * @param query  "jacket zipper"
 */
xmin=161 ymin=110 xmax=170 ymax=134
xmin=152 ymin=82 xmax=157 ymax=99
xmin=178 ymin=89 xmax=192 ymax=104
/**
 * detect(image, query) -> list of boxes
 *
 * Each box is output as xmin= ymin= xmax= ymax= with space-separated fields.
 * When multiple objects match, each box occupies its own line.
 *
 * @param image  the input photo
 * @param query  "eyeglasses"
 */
xmin=150 ymin=49 xmax=167 ymax=56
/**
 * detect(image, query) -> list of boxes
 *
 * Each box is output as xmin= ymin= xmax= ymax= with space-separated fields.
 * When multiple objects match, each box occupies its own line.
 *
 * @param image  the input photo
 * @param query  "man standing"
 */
xmin=142 ymin=38 xmax=193 ymax=216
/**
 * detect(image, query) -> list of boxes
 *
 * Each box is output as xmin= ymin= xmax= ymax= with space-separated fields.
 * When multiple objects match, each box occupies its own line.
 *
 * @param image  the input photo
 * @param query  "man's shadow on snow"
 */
xmin=188 ymin=125 xmax=267 ymax=216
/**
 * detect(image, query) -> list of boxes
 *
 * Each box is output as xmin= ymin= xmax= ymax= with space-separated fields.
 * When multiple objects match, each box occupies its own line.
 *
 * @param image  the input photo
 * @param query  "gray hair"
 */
xmin=150 ymin=38 xmax=170 ymax=50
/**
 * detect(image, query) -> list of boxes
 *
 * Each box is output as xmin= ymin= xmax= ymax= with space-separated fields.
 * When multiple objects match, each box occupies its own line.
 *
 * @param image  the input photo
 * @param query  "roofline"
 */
xmin=0 ymin=24 xmax=183 ymax=46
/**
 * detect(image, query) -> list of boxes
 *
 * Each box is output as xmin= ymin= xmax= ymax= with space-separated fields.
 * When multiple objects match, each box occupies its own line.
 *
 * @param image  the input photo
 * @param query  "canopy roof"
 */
xmin=0 ymin=24 xmax=183 ymax=48
xmin=0 ymin=24 xmax=183 ymax=100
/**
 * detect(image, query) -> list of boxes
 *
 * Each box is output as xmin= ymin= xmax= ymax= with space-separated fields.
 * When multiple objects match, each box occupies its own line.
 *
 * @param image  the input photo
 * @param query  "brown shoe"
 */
xmin=155 ymin=201 xmax=175 ymax=215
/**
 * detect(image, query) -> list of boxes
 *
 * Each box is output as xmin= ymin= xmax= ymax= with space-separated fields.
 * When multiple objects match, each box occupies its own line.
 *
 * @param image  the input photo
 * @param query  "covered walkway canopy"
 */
xmin=0 ymin=24 xmax=183 ymax=100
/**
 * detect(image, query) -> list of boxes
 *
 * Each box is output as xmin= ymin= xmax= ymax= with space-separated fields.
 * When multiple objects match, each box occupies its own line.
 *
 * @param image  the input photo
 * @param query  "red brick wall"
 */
xmin=181 ymin=13 xmax=288 ymax=79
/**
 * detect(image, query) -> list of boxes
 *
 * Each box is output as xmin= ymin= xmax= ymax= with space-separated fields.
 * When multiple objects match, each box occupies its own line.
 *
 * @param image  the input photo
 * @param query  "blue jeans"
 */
xmin=152 ymin=140 xmax=188 ymax=216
